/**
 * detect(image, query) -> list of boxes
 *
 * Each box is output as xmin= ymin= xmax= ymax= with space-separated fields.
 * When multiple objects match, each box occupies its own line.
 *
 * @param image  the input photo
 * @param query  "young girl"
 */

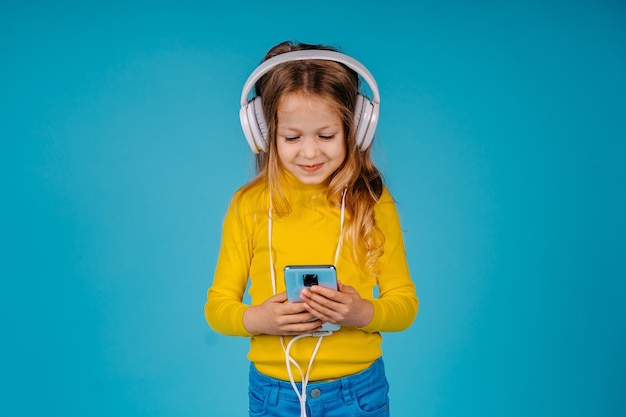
xmin=205 ymin=40 xmax=418 ymax=417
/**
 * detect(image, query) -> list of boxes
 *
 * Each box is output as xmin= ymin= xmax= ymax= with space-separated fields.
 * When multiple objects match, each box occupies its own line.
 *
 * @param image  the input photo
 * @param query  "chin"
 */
xmin=297 ymin=177 xmax=326 ymax=185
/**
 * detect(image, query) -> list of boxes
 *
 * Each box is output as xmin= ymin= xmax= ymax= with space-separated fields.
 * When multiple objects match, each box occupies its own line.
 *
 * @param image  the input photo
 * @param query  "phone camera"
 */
xmin=303 ymin=274 xmax=319 ymax=287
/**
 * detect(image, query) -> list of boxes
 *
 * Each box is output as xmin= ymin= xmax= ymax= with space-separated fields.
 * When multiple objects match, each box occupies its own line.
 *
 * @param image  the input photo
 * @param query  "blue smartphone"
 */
xmin=284 ymin=265 xmax=340 ymax=332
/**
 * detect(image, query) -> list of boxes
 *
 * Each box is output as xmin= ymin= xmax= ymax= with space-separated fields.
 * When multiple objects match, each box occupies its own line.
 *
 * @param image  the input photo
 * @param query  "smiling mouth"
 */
xmin=298 ymin=163 xmax=324 ymax=172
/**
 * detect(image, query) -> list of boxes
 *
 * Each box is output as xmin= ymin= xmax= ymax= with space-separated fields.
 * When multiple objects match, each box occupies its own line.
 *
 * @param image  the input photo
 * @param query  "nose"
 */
xmin=299 ymin=137 xmax=319 ymax=159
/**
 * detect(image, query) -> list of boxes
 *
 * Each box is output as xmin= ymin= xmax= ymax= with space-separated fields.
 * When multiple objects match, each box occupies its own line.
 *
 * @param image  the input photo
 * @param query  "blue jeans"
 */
xmin=248 ymin=357 xmax=390 ymax=416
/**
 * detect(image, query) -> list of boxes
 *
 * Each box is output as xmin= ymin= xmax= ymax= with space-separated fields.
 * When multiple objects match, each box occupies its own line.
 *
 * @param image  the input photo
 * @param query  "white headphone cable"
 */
xmin=334 ymin=188 xmax=347 ymax=265
xmin=267 ymin=188 xmax=347 ymax=417
xmin=268 ymin=192 xmax=277 ymax=295
xmin=284 ymin=332 xmax=327 ymax=417
xmin=268 ymin=188 xmax=346 ymax=299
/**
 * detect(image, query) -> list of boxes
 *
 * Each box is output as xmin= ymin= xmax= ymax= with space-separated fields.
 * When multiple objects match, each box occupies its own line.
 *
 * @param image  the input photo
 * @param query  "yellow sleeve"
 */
xmin=360 ymin=189 xmax=419 ymax=333
xmin=204 ymin=193 xmax=254 ymax=337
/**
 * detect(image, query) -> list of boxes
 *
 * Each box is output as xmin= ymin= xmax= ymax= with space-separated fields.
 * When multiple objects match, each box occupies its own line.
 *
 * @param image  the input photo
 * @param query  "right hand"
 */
xmin=243 ymin=292 xmax=323 ymax=335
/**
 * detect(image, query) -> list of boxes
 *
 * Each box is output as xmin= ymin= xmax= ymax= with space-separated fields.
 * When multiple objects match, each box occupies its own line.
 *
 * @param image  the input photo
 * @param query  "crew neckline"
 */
xmin=279 ymin=169 xmax=329 ymax=195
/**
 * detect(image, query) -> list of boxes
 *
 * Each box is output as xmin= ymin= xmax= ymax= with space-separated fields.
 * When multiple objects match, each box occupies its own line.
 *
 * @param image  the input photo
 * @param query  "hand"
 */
xmin=243 ymin=292 xmax=324 ymax=336
xmin=300 ymin=281 xmax=374 ymax=328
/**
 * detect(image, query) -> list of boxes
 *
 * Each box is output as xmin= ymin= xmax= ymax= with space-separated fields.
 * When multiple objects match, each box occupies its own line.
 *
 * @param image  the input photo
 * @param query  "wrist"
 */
xmin=356 ymin=299 xmax=374 ymax=328
xmin=243 ymin=306 xmax=259 ymax=335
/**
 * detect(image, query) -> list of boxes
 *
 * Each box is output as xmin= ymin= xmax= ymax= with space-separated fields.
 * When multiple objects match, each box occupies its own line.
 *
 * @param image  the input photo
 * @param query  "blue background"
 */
xmin=1 ymin=0 xmax=625 ymax=415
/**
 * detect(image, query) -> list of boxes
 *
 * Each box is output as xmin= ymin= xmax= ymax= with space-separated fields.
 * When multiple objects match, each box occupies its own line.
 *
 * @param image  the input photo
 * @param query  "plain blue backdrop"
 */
xmin=1 ymin=0 xmax=624 ymax=416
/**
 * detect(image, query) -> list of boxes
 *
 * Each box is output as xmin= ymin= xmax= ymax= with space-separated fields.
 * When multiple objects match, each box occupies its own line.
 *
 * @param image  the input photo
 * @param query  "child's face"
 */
xmin=276 ymin=93 xmax=346 ymax=185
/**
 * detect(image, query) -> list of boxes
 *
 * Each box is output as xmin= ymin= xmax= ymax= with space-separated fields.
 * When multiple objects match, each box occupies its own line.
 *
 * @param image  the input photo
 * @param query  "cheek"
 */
xmin=333 ymin=141 xmax=347 ymax=163
xmin=276 ymin=142 xmax=290 ymax=164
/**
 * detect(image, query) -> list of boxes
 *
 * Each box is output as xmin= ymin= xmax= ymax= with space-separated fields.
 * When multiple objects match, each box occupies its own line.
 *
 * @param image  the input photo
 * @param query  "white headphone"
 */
xmin=239 ymin=50 xmax=380 ymax=154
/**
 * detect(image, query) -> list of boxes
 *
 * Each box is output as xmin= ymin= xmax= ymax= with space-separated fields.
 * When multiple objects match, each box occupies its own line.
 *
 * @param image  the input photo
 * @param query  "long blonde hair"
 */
xmin=242 ymin=41 xmax=385 ymax=272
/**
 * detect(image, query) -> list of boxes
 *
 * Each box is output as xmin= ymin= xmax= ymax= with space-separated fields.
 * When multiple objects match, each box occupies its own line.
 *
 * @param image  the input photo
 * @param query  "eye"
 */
xmin=284 ymin=136 xmax=300 ymax=142
xmin=318 ymin=134 xmax=335 ymax=140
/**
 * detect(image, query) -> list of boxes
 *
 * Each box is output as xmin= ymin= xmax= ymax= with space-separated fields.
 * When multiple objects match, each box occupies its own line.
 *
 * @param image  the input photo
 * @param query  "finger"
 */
xmin=304 ymin=285 xmax=341 ymax=301
xmin=282 ymin=301 xmax=310 ymax=315
xmin=337 ymin=283 xmax=358 ymax=295
xmin=276 ymin=308 xmax=317 ymax=324
xmin=300 ymin=292 xmax=337 ymax=316
xmin=281 ymin=318 xmax=323 ymax=335
xmin=287 ymin=311 xmax=319 ymax=323
xmin=287 ymin=325 xmax=323 ymax=335
xmin=270 ymin=292 xmax=288 ymax=302
xmin=304 ymin=307 xmax=336 ymax=326
xmin=303 ymin=298 xmax=339 ymax=322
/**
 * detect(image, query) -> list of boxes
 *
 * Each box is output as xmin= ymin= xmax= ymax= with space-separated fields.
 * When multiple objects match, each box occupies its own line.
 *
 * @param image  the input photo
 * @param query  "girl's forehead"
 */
xmin=276 ymin=94 xmax=343 ymax=133
xmin=278 ymin=92 xmax=339 ymax=112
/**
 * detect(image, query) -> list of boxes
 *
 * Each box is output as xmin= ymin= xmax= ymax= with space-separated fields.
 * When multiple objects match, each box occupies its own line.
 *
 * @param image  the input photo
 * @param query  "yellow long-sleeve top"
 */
xmin=205 ymin=174 xmax=418 ymax=381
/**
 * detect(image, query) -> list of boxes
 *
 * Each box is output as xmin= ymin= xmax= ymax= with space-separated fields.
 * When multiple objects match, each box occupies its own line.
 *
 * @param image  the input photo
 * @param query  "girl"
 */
xmin=205 ymin=40 xmax=418 ymax=417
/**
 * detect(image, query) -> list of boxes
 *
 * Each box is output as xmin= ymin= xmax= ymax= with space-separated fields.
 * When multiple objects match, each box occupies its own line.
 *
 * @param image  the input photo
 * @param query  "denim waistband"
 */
xmin=249 ymin=357 xmax=385 ymax=406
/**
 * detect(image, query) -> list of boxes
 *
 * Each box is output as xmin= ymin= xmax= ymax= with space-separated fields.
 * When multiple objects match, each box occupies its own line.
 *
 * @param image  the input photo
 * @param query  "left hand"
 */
xmin=300 ymin=281 xmax=374 ymax=328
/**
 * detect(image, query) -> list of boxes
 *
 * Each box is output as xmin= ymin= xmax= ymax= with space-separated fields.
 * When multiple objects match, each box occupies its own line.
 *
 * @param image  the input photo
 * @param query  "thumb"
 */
xmin=338 ymin=282 xmax=358 ymax=295
xmin=268 ymin=291 xmax=288 ymax=303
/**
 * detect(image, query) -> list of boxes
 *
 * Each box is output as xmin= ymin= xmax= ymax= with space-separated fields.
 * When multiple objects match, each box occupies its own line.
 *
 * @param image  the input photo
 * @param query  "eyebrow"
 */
xmin=277 ymin=124 xmax=341 ymax=131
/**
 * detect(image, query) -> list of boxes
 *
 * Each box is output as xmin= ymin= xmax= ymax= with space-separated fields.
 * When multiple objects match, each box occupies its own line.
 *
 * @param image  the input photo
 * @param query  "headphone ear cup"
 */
xmin=240 ymin=97 xmax=268 ymax=153
xmin=252 ymin=97 xmax=269 ymax=150
xmin=240 ymin=102 xmax=258 ymax=153
xmin=354 ymin=94 xmax=375 ymax=150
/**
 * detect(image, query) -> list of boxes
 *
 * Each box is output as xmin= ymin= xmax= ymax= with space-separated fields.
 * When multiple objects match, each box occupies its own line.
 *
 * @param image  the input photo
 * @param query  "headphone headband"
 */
xmin=240 ymin=49 xmax=380 ymax=153
xmin=240 ymin=50 xmax=380 ymax=107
